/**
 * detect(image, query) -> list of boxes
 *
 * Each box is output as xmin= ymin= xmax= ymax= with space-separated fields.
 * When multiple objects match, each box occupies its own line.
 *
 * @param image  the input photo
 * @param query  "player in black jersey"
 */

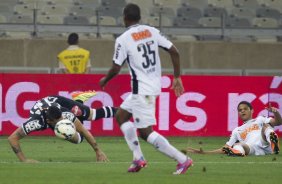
xmin=8 ymin=94 xmax=116 ymax=163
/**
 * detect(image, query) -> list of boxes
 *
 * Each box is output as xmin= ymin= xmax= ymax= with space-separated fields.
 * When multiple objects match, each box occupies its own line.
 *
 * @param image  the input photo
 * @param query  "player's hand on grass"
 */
xmin=183 ymin=147 xmax=204 ymax=154
xmin=96 ymin=150 xmax=109 ymax=162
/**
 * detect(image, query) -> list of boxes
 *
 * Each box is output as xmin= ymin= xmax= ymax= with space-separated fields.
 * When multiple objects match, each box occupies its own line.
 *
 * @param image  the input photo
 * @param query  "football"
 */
xmin=54 ymin=119 xmax=76 ymax=140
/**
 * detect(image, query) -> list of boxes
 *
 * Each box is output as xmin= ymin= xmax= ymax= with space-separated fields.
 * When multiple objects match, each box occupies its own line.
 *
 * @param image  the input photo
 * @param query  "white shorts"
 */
xmin=246 ymin=135 xmax=272 ymax=155
xmin=120 ymin=94 xmax=157 ymax=128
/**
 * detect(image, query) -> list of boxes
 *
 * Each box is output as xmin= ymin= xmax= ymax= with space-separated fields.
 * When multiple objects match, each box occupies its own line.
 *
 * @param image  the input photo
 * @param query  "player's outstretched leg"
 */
xmin=270 ymin=132 xmax=280 ymax=154
xmin=147 ymin=131 xmax=193 ymax=175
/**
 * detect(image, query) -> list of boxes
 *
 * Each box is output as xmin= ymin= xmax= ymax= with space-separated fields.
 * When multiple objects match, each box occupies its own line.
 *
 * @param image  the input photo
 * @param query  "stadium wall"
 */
xmin=0 ymin=39 xmax=282 ymax=70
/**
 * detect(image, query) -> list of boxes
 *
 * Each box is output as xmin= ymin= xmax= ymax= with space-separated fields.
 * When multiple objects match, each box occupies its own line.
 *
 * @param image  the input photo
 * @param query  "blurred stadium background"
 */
xmin=0 ymin=0 xmax=281 ymax=75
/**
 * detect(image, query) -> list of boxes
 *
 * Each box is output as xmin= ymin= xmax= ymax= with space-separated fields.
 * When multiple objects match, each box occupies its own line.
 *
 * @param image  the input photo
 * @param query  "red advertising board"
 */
xmin=0 ymin=74 xmax=281 ymax=136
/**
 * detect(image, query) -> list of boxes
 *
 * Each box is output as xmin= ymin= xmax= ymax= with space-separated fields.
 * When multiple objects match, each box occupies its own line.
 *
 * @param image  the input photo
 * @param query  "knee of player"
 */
xmin=139 ymin=130 xmax=151 ymax=141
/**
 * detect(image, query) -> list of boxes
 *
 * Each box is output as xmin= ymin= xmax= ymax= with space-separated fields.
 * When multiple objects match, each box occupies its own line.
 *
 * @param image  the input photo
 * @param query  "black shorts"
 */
xmin=51 ymin=95 xmax=91 ymax=122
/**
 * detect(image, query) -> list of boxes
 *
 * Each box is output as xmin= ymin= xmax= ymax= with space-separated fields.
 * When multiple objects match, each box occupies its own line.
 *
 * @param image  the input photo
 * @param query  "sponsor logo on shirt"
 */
xmin=24 ymin=120 xmax=41 ymax=133
xmin=239 ymin=124 xmax=260 ymax=140
xmin=131 ymin=29 xmax=152 ymax=41
xmin=71 ymin=105 xmax=82 ymax=116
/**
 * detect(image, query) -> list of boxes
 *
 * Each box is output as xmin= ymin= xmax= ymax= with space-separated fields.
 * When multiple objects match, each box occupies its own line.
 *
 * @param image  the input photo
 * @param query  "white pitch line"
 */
xmin=0 ymin=161 xmax=282 ymax=164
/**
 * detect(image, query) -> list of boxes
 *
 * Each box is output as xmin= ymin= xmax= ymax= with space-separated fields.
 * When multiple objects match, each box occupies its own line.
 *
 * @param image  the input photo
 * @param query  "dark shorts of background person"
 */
xmin=51 ymin=95 xmax=91 ymax=122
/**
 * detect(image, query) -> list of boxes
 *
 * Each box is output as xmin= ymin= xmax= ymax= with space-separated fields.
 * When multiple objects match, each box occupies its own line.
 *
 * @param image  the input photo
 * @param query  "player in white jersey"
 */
xmin=99 ymin=3 xmax=193 ymax=175
xmin=182 ymin=101 xmax=282 ymax=156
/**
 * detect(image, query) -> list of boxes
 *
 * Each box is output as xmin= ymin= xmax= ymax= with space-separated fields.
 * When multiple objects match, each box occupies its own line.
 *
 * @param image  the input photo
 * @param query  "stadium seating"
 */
xmin=14 ymin=4 xmax=35 ymax=16
xmin=97 ymin=5 xmax=123 ymax=17
xmin=181 ymin=0 xmax=209 ymax=8
xmin=173 ymin=17 xmax=200 ymax=27
xmin=10 ymin=15 xmax=34 ymax=24
xmin=233 ymin=0 xmax=261 ymax=8
xmin=98 ymin=16 xmax=117 ymax=26
xmin=0 ymin=0 xmax=282 ymax=41
xmin=37 ymin=15 xmax=64 ymax=24
xmin=70 ymin=6 xmax=96 ymax=16
xmin=208 ymin=0 xmax=233 ymax=8
xmin=256 ymin=7 xmax=281 ymax=20
xmin=230 ymin=7 xmax=256 ymax=18
xmin=63 ymin=15 xmax=89 ymax=25
xmin=74 ymin=0 xmax=100 ymax=6
xmin=41 ymin=5 xmax=69 ymax=16
xmin=0 ymin=15 xmax=7 ymax=23
xmin=199 ymin=17 xmax=222 ymax=27
xmin=101 ymin=0 xmax=126 ymax=7
xmin=261 ymin=0 xmax=282 ymax=11
xmin=203 ymin=7 xmax=228 ymax=17
xmin=150 ymin=6 xmax=176 ymax=18
xmin=225 ymin=17 xmax=252 ymax=28
xmin=0 ymin=5 xmax=13 ymax=14
xmin=252 ymin=17 xmax=279 ymax=28
xmin=143 ymin=16 xmax=173 ymax=27
xmin=154 ymin=0 xmax=181 ymax=7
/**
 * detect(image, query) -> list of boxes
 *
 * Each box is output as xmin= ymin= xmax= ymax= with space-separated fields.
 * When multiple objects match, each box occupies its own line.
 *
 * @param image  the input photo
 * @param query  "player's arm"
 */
xmin=99 ymin=63 xmax=121 ymax=89
xmin=183 ymin=131 xmax=238 ymax=155
xmin=73 ymin=118 xmax=109 ymax=162
xmin=266 ymin=105 xmax=282 ymax=127
xmin=182 ymin=146 xmax=227 ymax=155
xmin=167 ymin=45 xmax=184 ymax=97
xmin=7 ymin=127 xmax=39 ymax=163
xmin=57 ymin=57 xmax=69 ymax=74
xmin=85 ymin=58 xmax=91 ymax=74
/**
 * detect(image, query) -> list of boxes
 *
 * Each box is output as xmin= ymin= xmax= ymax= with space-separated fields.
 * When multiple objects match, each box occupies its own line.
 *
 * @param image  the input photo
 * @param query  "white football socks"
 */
xmin=120 ymin=121 xmax=144 ymax=160
xmin=91 ymin=106 xmax=115 ymax=120
xmin=147 ymin=131 xmax=187 ymax=164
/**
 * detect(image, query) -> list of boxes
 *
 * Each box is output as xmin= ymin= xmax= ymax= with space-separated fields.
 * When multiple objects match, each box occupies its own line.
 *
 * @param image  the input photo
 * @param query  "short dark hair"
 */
xmin=237 ymin=101 xmax=253 ymax=110
xmin=123 ymin=3 xmax=141 ymax=22
xmin=67 ymin=33 xmax=79 ymax=45
xmin=46 ymin=105 xmax=62 ymax=121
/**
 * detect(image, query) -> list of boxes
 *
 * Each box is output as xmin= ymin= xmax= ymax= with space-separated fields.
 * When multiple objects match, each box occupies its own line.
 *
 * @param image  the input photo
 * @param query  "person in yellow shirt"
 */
xmin=57 ymin=33 xmax=91 ymax=74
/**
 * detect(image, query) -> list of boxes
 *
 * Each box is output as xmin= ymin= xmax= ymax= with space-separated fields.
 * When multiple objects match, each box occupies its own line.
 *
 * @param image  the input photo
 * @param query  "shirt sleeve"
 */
xmin=62 ymin=112 xmax=76 ymax=123
xmin=258 ymin=116 xmax=272 ymax=125
xmin=155 ymin=28 xmax=173 ymax=49
xmin=226 ymin=128 xmax=239 ymax=147
xmin=22 ymin=117 xmax=46 ymax=135
xmin=112 ymin=37 xmax=127 ymax=66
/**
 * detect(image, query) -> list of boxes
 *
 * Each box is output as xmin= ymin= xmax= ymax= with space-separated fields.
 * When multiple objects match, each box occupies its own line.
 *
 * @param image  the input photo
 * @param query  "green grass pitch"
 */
xmin=0 ymin=136 xmax=281 ymax=184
